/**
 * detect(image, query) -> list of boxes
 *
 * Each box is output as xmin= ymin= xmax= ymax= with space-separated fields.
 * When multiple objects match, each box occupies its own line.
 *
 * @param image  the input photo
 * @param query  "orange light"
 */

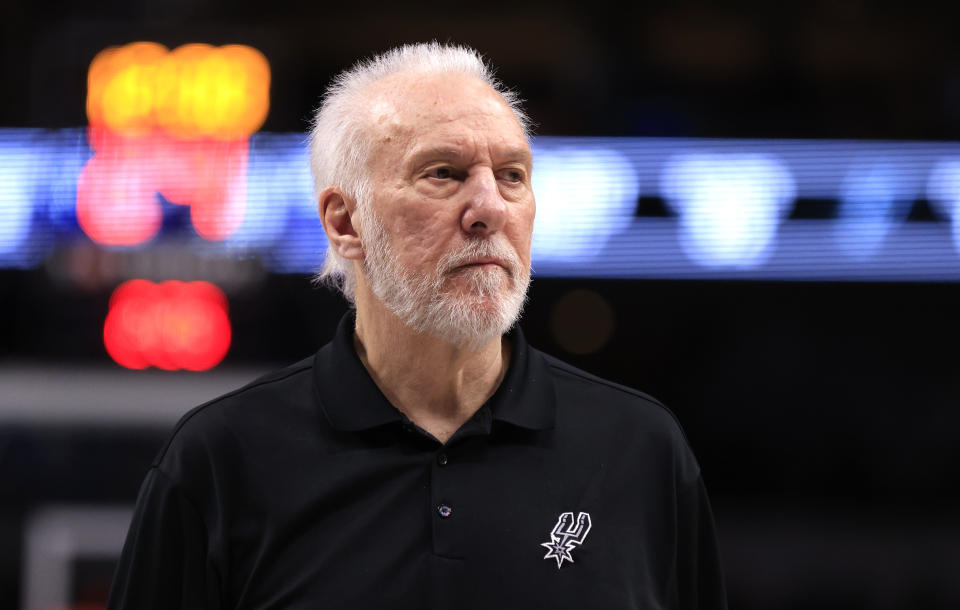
xmin=104 ymin=279 xmax=231 ymax=371
xmin=156 ymin=44 xmax=271 ymax=140
xmin=87 ymin=42 xmax=169 ymax=137
xmin=87 ymin=42 xmax=270 ymax=139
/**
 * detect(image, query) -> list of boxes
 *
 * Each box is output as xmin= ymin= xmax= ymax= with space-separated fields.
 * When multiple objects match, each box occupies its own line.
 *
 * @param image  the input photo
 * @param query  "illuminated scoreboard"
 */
xmin=3 ymin=131 xmax=960 ymax=280
xmin=79 ymin=42 xmax=270 ymax=245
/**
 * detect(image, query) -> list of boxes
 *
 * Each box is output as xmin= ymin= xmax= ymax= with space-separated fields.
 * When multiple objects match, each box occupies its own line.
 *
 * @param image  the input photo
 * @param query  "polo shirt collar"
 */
xmin=313 ymin=313 xmax=556 ymax=433
xmin=485 ymin=319 xmax=556 ymax=431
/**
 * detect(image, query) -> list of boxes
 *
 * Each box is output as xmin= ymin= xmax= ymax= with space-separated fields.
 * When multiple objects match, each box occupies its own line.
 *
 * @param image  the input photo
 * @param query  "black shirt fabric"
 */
xmin=108 ymin=315 xmax=727 ymax=609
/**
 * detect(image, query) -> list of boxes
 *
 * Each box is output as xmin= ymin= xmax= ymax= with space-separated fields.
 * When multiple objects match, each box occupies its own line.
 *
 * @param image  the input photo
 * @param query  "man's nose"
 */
xmin=461 ymin=170 xmax=507 ymax=236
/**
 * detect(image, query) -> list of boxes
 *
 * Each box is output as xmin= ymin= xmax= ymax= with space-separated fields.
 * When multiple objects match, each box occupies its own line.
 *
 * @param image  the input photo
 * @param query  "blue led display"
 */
xmin=2 ymin=128 xmax=960 ymax=281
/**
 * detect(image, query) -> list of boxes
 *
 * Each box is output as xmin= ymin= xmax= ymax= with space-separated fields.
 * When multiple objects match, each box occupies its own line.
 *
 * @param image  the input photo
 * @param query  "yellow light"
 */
xmin=86 ymin=42 xmax=270 ymax=139
xmin=88 ymin=42 xmax=168 ymax=135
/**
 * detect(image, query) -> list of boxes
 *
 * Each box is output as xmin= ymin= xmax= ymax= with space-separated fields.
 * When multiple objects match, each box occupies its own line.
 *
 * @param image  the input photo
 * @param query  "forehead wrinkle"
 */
xmin=362 ymin=72 xmax=528 ymax=174
xmin=403 ymin=137 xmax=531 ymax=171
xmin=407 ymin=146 xmax=463 ymax=165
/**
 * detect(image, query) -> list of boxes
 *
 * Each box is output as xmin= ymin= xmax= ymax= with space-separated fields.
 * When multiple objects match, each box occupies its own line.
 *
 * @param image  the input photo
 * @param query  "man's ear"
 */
xmin=318 ymin=187 xmax=364 ymax=261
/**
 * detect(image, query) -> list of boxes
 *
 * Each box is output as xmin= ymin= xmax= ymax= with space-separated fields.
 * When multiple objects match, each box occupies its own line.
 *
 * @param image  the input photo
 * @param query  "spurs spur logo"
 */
xmin=541 ymin=511 xmax=591 ymax=568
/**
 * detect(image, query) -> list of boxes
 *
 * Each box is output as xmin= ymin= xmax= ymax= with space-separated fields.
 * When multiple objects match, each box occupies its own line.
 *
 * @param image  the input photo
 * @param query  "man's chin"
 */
xmin=443 ymin=270 xmax=513 ymax=298
xmin=440 ymin=288 xmax=510 ymax=311
xmin=426 ymin=313 xmax=511 ymax=351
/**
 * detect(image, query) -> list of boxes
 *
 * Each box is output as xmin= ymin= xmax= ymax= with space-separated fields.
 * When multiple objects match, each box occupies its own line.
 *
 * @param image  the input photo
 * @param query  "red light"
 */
xmin=104 ymin=279 xmax=231 ymax=371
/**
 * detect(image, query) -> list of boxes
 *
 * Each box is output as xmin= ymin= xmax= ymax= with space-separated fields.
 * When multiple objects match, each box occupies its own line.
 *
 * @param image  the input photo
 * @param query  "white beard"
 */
xmin=360 ymin=211 xmax=530 ymax=351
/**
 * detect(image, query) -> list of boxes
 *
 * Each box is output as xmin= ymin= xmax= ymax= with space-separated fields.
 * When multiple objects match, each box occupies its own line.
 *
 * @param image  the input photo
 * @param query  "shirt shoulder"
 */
xmin=538 ymin=350 xmax=681 ymax=427
xmin=539 ymin=350 xmax=669 ymax=408
xmin=152 ymin=356 xmax=318 ymax=482
xmin=535 ymin=348 xmax=701 ymax=484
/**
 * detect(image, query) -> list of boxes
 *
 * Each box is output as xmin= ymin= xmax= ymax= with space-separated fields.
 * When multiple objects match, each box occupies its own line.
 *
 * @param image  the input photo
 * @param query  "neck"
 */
xmin=352 ymin=289 xmax=511 ymax=444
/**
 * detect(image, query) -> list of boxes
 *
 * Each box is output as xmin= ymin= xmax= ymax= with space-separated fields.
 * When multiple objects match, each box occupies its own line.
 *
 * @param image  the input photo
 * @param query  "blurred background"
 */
xmin=2 ymin=0 xmax=960 ymax=608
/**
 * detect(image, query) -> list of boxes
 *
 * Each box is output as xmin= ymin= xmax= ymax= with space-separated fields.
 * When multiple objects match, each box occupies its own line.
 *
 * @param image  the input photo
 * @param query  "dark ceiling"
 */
xmin=3 ymin=1 xmax=960 ymax=139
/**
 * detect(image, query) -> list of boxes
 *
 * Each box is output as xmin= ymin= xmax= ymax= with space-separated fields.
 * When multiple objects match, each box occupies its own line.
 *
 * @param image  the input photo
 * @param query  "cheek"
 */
xmin=508 ymin=209 xmax=535 ymax=262
xmin=392 ymin=206 xmax=457 ymax=258
xmin=519 ymin=200 xmax=536 ymax=234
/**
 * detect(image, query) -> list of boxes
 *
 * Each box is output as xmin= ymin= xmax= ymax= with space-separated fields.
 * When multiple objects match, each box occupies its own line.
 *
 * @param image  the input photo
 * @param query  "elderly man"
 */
xmin=108 ymin=43 xmax=726 ymax=609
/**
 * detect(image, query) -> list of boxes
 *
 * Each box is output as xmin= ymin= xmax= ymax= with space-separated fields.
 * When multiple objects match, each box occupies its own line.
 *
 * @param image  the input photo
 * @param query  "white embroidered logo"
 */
xmin=541 ymin=511 xmax=592 ymax=568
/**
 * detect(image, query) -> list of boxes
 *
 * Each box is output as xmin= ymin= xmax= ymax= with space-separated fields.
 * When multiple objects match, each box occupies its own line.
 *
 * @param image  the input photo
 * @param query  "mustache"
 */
xmin=438 ymin=237 xmax=522 ymax=278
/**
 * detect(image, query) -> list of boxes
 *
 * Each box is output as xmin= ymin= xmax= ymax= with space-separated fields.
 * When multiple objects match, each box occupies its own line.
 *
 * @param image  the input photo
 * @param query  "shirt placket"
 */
xmin=427 ymin=406 xmax=492 ymax=559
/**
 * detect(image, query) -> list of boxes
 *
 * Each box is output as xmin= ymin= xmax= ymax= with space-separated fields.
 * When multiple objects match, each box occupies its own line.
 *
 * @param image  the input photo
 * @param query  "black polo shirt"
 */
xmin=108 ymin=315 xmax=726 ymax=609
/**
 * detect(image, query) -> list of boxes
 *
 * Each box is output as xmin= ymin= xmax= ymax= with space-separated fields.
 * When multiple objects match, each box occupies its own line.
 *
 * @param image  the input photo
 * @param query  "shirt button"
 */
xmin=437 ymin=453 xmax=449 ymax=466
xmin=437 ymin=504 xmax=453 ymax=518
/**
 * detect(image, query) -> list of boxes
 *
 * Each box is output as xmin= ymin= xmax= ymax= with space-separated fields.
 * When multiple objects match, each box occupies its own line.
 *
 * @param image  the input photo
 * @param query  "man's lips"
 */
xmin=455 ymin=258 xmax=508 ymax=271
xmin=446 ymin=257 xmax=512 ymax=278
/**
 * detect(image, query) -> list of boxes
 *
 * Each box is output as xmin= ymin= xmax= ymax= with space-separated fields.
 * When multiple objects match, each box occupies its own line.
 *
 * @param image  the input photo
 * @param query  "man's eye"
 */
xmin=427 ymin=167 xmax=453 ymax=180
xmin=501 ymin=169 xmax=524 ymax=183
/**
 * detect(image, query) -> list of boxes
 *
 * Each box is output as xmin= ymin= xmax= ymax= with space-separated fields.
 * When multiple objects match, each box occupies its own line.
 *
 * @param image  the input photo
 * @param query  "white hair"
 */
xmin=308 ymin=42 xmax=531 ymax=303
xmin=361 ymin=209 xmax=531 ymax=350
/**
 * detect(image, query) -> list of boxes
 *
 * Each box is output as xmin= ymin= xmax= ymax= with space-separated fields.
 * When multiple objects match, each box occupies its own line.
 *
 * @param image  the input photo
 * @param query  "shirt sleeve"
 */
xmin=676 ymin=474 xmax=728 ymax=610
xmin=107 ymin=467 xmax=222 ymax=610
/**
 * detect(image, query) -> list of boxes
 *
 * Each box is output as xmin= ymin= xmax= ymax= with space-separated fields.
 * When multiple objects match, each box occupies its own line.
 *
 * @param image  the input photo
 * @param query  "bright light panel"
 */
xmin=4 ymin=129 xmax=960 ymax=281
